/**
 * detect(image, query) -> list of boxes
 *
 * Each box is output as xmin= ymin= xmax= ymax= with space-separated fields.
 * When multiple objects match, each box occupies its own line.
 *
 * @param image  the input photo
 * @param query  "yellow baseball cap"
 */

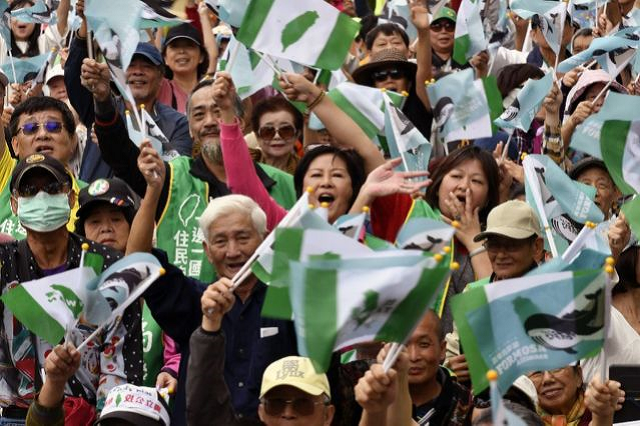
xmin=260 ymin=356 xmax=331 ymax=399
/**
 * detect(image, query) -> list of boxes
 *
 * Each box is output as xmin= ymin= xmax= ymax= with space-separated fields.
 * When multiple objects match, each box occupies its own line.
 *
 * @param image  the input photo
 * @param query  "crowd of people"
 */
xmin=0 ymin=0 xmax=639 ymax=424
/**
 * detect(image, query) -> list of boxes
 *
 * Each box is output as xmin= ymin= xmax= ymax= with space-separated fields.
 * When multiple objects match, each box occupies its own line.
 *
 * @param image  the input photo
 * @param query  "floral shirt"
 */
xmin=0 ymin=233 xmax=144 ymax=410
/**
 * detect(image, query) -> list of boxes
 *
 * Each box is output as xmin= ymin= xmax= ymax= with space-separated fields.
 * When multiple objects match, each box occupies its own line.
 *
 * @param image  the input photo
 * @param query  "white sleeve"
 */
xmin=488 ymin=46 xmax=529 ymax=78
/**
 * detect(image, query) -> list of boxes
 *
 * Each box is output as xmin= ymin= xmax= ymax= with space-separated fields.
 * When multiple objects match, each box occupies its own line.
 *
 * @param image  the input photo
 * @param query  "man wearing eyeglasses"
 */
xmin=445 ymin=200 xmax=543 ymax=387
xmin=0 ymin=154 xmax=143 ymax=423
xmin=187 ymin=278 xmax=334 ymax=426
xmin=0 ymin=97 xmax=84 ymax=240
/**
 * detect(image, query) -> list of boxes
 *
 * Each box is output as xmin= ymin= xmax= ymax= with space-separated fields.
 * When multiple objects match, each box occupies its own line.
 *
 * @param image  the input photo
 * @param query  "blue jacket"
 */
xmin=145 ymin=250 xmax=297 ymax=426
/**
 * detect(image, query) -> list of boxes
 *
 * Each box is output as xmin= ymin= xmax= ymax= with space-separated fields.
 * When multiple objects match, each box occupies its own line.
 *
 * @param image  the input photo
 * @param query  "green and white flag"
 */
xmin=263 ymin=225 xmax=373 ymax=319
xmin=599 ymin=119 xmax=640 ymax=196
xmin=395 ymin=217 xmax=455 ymax=253
xmin=289 ymin=252 xmax=451 ymax=371
xmin=494 ymin=72 xmax=554 ymax=132
xmin=452 ymin=0 xmax=487 ymax=64
xmin=218 ymin=34 xmax=275 ymax=99
xmin=523 ymin=154 xmax=604 ymax=255
xmin=1 ymin=267 xmax=98 ymax=345
xmin=236 ymin=0 xmax=360 ymax=70
xmin=333 ymin=212 xmax=367 ymax=241
xmin=427 ymin=68 xmax=493 ymax=145
xmin=453 ymin=269 xmax=606 ymax=394
xmin=308 ymin=82 xmax=406 ymax=140
xmin=571 ymin=92 xmax=640 ymax=159
xmin=383 ymin=93 xmax=432 ymax=173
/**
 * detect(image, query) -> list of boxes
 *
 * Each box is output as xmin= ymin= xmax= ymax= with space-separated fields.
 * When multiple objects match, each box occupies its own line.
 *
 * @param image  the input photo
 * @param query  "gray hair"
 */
xmin=199 ymin=194 xmax=267 ymax=242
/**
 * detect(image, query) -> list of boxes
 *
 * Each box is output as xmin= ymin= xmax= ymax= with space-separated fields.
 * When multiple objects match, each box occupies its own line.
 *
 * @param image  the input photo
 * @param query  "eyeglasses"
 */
xmin=371 ymin=68 xmax=404 ymax=82
xmin=18 ymin=121 xmax=64 ymax=136
xmin=483 ymin=238 xmax=533 ymax=253
xmin=430 ymin=20 xmax=455 ymax=32
xmin=527 ymin=367 xmax=571 ymax=385
xmin=257 ymin=124 xmax=296 ymax=141
xmin=261 ymin=397 xmax=328 ymax=416
xmin=15 ymin=181 xmax=68 ymax=198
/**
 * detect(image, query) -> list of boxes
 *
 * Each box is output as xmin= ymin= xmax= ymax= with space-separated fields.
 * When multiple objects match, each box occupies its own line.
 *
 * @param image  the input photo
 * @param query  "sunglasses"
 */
xmin=371 ymin=68 xmax=404 ymax=82
xmin=261 ymin=397 xmax=328 ymax=417
xmin=16 ymin=181 xmax=68 ymax=198
xmin=258 ymin=124 xmax=296 ymax=141
xmin=430 ymin=20 xmax=455 ymax=32
xmin=18 ymin=121 xmax=64 ymax=136
xmin=483 ymin=237 xmax=534 ymax=253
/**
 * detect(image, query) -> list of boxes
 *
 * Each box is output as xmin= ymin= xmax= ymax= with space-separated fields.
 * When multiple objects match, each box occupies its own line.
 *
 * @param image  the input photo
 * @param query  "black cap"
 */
xmin=10 ymin=154 xmax=73 ymax=193
xmin=163 ymin=23 xmax=203 ymax=49
xmin=569 ymin=157 xmax=609 ymax=180
xmin=76 ymin=178 xmax=139 ymax=222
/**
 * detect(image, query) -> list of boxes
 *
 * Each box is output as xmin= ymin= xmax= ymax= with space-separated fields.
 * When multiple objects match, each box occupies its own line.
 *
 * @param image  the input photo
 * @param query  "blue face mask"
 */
xmin=17 ymin=191 xmax=71 ymax=233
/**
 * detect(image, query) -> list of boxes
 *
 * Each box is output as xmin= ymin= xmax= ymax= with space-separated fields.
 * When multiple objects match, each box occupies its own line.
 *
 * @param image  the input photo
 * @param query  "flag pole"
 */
xmin=353 ymin=206 xmax=369 ymax=242
xmin=77 ymin=267 xmax=165 ymax=351
xmin=601 ymin=257 xmax=615 ymax=383
xmin=552 ymin=2 xmax=567 ymax=90
xmin=382 ymin=342 xmax=403 ymax=373
xmin=253 ymin=51 xmax=291 ymax=85
xmin=87 ymin=30 xmax=94 ymax=60
xmin=7 ymin=49 xmax=18 ymax=84
xmin=79 ymin=242 xmax=89 ymax=268
xmin=561 ymin=221 xmax=596 ymax=261
xmin=500 ymin=132 xmax=513 ymax=163
xmin=523 ymin=158 xmax=560 ymax=257
xmin=228 ymin=188 xmax=314 ymax=291
xmin=590 ymin=78 xmax=613 ymax=106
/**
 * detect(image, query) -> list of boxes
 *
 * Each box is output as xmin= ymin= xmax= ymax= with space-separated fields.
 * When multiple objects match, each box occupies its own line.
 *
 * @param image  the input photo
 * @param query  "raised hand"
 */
xmin=409 ymin=0 xmax=430 ymax=30
xmin=361 ymin=158 xmax=431 ymax=199
xmin=80 ymin=58 xmax=111 ymax=102
xmin=212 ymin=71 xmax=237 ymax=123
xmin=137 ymin=140 xmax=165 ymax=191
xmin=278 ymin=72 xmax=322 ymax=105
xmin=201 ymin=278 xmax=236 ymax=332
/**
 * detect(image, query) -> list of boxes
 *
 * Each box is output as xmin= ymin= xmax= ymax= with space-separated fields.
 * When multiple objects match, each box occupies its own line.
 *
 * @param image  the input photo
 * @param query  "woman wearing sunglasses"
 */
xmin=250 ymin=96 xmax=304 ymax=175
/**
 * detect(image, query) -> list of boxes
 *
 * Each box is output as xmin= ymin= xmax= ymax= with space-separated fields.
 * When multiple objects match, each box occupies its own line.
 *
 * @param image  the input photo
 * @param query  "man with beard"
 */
xmin=78 ymin=67 xmax=296 ymax=282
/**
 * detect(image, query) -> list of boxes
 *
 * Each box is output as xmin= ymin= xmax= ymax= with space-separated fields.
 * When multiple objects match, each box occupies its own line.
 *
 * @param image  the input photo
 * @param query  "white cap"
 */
xmin=45 ymin=64 xmax=64 ymax=86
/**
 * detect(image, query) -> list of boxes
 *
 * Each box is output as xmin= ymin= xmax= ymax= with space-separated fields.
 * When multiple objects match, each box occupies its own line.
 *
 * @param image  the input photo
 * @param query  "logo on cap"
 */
xmin=26 ymin=153 xmax=45 ymax=164
xmin=275 ymin=359 xmax=305 ymax=381
xmin=88 ymin=179 xmax=110 ymax=196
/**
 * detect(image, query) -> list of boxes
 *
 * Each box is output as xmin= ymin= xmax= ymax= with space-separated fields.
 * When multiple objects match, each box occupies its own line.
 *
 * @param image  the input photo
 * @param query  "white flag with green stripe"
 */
xmin=308 ymin=82 xmax=406 ymax=139
xmin=262 ymin=224 xmax=373 ymax=319
xmin=452 ymin=0 xmax=487 ymax=64
xmin=600 ymin=119 xmax=640 ymax=196
xmin=236 ymin=0 xmax=360 ymax=70
xmin=218 ymin=34 xmax=275 ymax=99
xmin=0 ymin=267 xmax=97 ymax=345
xmin=289 ymin=252 xmax=451 ymax=371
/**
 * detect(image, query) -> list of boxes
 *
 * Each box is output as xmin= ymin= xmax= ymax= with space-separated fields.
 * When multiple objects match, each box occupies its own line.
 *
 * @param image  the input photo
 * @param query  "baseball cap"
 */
xmin=134 ymin=42 xmax=164 ymax=66
xmin=75 ymin=178 xmax=139 ymax=229
xmin=260 ymin=356 xmax=331 ymax=399
xmin=45 ymin=63 xmax=65 ymax=86
xmin=569 ymin=156 xmax=609 ymax=180
xmin=432 ymin=6 xmax=456 ymax=23
xmin=164 ymin=23 xmax=203 ymax=48
xmin=10 ymin=154 xmax=73 ymax=193
xmin=474 ymin=200 xmax=542 ymax=241
xmin=95 ymin=384 xmax=170 ymax=426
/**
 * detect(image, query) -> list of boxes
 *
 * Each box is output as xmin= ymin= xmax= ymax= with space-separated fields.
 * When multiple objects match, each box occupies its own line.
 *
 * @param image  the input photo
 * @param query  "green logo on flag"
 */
xmin=351 ymin=290 xmax=379 ymax=327
xmin=282 ymin=11 xmax=319 ymax=52
xmin=46 ymin=284 xmax=84 ymax=317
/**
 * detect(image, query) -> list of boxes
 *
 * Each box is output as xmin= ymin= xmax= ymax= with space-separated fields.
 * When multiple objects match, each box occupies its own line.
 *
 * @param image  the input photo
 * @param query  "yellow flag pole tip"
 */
xmin=605 ymin=265 xmax=614 ymax=274
xmin=486 ymin=370 xmax=498 ymax=381
xmin=159 ymin=268 xmax=166 ymax=276
xmin=605 ymin=257 xmax=615 ymax=266
xmin=140 ymin=104 xmax=146 ymax=109
xmin=362 ymin=206 xmax=370 ymax=213
xmin=434 ymin=253 xmax=443 ymax=262
xmin=451 ymin=220 xmax=461 ymax=229
xmin=125 ymin=110 xmax=130 ymax=115
xmin=320 ymin=202 xmax=330 ymax=208
xmin=305 ymin=186 xmax=314 ymax=193
xmin=401 ymin=91 xmax=409 ymax=97
xmin=308 ymin=204 xmax=316 ymax=210
xmin=81 ymin=243 xmax=90 ymax=251
xmin=521 ymin=153 xmax=528 ymax=160
xmin=450 ymin=261 xmax=460 ymax=271
xmin=442 ymin=246 xmax=452 ymax=254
